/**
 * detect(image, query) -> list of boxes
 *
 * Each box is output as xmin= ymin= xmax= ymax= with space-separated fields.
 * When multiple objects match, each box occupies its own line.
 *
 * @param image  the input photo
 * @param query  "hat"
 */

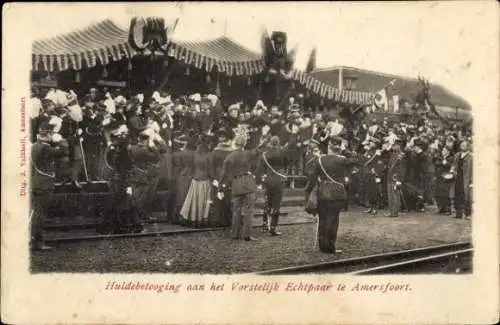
xmin=67 ymin=90 xmax=78 ymax=104
xmin=255 ymin=100 xmax=265 ymax=109
xmin=289 ymin=103 xmax=300 ymax=112
xmin=216 ymin=127 xmax=232 ymax=141
xmin=111 ymin=124 xmax=128 ymax=136
xmin=114 ymin=95 xmax=127 ymax=107
xmin=41 ymin=98 xmax=54 ymax=108
xmin=173 ymin=134 xmax=189 ymax=149
xmin=201 ymin=94 xmax=212 ymax=103
xmin=38 ymin=122 xmax=52 ymax=135
xmin=289 ymin=111 xmax=301 ymax=120
xmin=233 ymin=135 xmax=247 ymax=148
xmin=97 ymin=101 xmax=107 ymax=110
xmin=189 ymin=93 xmax=201 ymax=102
xmin=228 ymin=104 xmax=239 ymax=112
xmin=270 ymin=136 xmax=281 ymax=147
xmin=394 ymin=137 xmax=406 ymax=146
xmin=138 ymin=127 xmax=155 ymax=140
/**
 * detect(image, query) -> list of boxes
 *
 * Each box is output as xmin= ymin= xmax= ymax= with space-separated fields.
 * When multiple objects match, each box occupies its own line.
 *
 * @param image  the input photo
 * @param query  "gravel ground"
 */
xmin=31 ymin=208 xmax=471 ymax=274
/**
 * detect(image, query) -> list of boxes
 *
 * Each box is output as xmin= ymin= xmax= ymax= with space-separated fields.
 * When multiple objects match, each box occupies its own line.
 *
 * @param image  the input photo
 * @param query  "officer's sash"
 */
xmin=318 ymin=156 xmax=344 ymax=186
xmin=31 ymin=155 xmax=55 ymax=178
xmin=317 ymin=155 xmax=346 ymax=200
xmin=262 ymin=152 xmax=287 ymax=179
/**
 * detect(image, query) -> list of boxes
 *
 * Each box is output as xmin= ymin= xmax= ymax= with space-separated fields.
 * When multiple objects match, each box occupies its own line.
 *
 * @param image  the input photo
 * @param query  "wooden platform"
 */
xmin=47 ymin=186 xmax=306 ymax=223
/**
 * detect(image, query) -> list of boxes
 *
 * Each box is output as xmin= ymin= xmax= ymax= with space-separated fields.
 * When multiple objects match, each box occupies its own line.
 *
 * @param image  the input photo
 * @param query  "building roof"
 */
xmin=32 ymin=19 xmax=264 ymax=76
xmin=310 ymin=66 xmax=472 ymax=110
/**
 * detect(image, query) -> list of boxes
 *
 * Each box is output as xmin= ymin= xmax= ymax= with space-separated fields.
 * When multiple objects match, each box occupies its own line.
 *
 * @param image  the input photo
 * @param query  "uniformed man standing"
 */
xmin=210 ymin=129 xmax=234 ymax=227
xmin=254 ymin=136 xmax=288 ymax=235
xmin=305 ymin=144 xmax=361 ymax=253
xmin=385 ymin=139 xmax=407 ymax=218
xmin=218 ymin=135 xmax=262 ymax=241
xmin=30 ymin=123 xmax=68 ymax=250
xmin=128 ymin=128 xmax=168 ymax=223
xmin=362 ymin=141 xmax=384 ymax=215
xmin=98 ymin=124 xmax=142 ymax=234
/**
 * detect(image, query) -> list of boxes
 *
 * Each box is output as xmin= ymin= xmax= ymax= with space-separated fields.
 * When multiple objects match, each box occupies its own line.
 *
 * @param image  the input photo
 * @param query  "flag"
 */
xmin=284 ymin=44 xmax=298 ymax=72
xmin=305 ymin=47 xmax=317 ymax=73
xmin=373 ymin=87 xmax=388 ymax=111
xmin=260 ymin=27 xmax=275 ymax=67
xmin=371 ymin=79 xmax=396 ymax=112
xmin=167 ymin=18 xmax=179 ymax=35
xmin=393 ymin=95 xmax=400 ymax=112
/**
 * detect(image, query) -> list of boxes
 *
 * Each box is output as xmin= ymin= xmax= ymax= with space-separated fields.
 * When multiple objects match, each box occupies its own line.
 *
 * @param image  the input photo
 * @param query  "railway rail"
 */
xmin=44 ymin=214 xmax=315 ymax=244
xmin=254 ymin=242 xmax=472 ymax=275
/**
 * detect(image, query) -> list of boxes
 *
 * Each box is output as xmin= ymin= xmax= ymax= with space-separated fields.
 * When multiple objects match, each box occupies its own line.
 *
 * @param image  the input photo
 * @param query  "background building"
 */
xmin=310 ymin=66 xmax=472 ymax=120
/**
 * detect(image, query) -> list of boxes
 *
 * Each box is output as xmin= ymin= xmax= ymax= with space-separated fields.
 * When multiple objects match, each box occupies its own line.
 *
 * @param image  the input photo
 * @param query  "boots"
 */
xmin=269 ymin=226 xmax=282 ymax=236
xmin=262 ymin=215 xmax=270 ymax=232
xmin=269 ymin=211 xmax=282 ymax=236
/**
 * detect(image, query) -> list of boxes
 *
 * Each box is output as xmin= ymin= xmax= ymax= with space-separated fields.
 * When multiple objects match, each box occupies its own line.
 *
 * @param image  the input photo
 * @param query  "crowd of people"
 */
xmin=29 ymin=86 xmax=473 ymax=251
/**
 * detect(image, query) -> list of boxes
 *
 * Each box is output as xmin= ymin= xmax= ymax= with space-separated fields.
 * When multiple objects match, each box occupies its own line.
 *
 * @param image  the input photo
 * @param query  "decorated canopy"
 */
xmin=31 ymin=18 xmax=373 ymax=105
xmin=31 ymin=19 xmax=265 ymax=76
xmin=32 ymin=19 xmax=135 ymax=71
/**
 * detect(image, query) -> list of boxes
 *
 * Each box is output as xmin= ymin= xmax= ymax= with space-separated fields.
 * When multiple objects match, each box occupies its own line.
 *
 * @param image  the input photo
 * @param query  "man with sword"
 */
xmin=30 ymin=123 xmax=68 ymax=250
xmin=304 ymin=139 xmax=362 ymax=254
xmin=254 ymin=136 xmax=289 ymax=236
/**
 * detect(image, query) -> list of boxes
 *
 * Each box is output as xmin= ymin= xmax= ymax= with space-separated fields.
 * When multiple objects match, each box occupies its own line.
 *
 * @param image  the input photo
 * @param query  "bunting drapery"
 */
xmin=167 ymin=37 xmax=265 ymax=76
xmin=289 ymin=69 xmax=374 ymax=105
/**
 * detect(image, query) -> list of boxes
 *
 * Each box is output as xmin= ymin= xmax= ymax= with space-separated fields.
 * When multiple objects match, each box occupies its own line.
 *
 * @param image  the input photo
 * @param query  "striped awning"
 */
xmin=32 ymin=19 xmax=265 ymax=76
xmin=32 ymin=19 xmax=136 ymax=72
xmin=169 ymin=37 xmax=265 ymax=76
xmin=290 ymin=69 xmax=374 ymax=105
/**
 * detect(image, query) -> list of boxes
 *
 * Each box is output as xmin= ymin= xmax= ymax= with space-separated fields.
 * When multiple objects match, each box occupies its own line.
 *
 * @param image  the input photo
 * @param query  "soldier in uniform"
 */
xmin=218 ymin=135 xmax=265 ymax=241
xmin=385 ymin=139 xmax=407 ymax=217
xmin=30 ymin=123 xmax=68 ymax=250
xmin=48 ymin=115 xmax=71 ymax=184
xmin=31 ymin=99 xmax=54 ymax=143
xmin=305 ymin=142 xmax=361 ymax=253
xmin=255 ymin=136 xmax=288 ymax=235
xmin=58 ymin=106 xmax=84 ymax=188
xmin=451 ymin=140 xmax=473 ymax=219
xmin=434 ymin=146 xmax=454 ymax=215
xmin=128 ymin=128 xmax=168 ymax=223
xmin=98 ymin=123 xmax=143 ymax=234
xmin=362 ymin=141 xmax=384 ymax=215
xmin=282 ymin=111 xmax=303 ymax=188
xmin=210 ymin=129 xmax=234 ymax=227
xmin=81 ymin=101 xmax=106 ymax=181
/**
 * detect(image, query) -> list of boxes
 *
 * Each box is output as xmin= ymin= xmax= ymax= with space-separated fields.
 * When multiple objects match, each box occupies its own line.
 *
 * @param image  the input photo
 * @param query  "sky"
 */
xmin=19 ymin=2 xmax=498 ymax=107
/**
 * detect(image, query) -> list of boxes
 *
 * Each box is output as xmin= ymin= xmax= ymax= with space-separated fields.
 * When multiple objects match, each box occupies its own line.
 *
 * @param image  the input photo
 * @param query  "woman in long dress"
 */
xmin=180 ymin=136 xmax=213 ymax=227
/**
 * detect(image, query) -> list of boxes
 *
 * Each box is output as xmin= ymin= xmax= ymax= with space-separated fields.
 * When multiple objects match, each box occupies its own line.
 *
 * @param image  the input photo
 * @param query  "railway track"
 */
xmin=44 ymin=212 xmax=290 ymax=231
xmin=44 ymin=214 xmax=316 ymax=244
xmin=254 ymin=242 xmax=472 ymax=275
